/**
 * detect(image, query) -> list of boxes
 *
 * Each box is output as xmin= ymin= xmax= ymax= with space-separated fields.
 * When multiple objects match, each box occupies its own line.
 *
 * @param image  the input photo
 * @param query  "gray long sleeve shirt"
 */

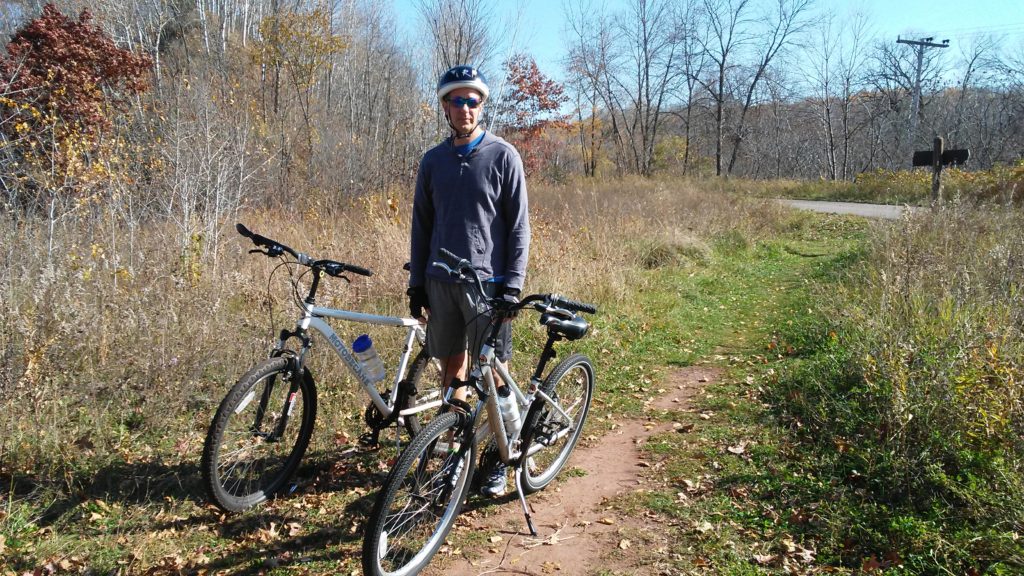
xmin=409 ymin=131 xmax=531 ymax=291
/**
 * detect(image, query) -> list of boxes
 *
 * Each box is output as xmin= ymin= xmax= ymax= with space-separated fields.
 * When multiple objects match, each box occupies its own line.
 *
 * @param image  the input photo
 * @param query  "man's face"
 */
xmin=443 ymin=87 xmax=483 ymax=135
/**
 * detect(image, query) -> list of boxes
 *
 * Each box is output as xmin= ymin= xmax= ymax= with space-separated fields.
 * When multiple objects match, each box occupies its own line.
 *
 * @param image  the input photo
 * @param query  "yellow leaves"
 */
xmin=254 ymin=7 xmax=347 ymax=90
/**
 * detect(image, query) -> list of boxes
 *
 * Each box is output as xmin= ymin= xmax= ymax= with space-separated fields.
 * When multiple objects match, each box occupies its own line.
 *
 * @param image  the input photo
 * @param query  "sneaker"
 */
xmin=479 ymin=462 xmax=508 ymax=497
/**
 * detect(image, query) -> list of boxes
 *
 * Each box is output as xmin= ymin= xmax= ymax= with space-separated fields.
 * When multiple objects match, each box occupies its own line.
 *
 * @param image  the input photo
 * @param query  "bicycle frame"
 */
xmin=279 ymin=302 xmax=443 ymax=425
xmin=465 ymin=336 xmax=573 ymax=467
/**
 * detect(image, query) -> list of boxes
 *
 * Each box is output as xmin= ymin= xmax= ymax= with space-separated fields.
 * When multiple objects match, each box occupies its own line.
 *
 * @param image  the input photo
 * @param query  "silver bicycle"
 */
xmin=361 ymin=248 xmax=597 ymax=576
xmin=201 ymin=224 xmax=444 ymax=513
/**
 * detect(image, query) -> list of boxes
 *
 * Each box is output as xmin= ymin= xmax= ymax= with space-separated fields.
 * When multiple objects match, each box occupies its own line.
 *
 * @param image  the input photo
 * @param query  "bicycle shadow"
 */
xmin=3 ymin=441 xmax=389 ymax=528
xmin=187 ymin=448 xmax=385 ymax=574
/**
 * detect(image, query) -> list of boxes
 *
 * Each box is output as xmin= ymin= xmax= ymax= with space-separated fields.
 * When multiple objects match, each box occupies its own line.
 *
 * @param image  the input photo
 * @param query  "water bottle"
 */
xmin=496 ymin=386 xmax=521 ymax=436
xmin=352 ymin=334 xmax=386 ymax=383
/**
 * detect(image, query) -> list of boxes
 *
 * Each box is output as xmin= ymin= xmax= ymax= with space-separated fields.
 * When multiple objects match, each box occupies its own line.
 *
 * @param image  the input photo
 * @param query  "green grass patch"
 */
xmin=616 ymin=208 xmax=1024 ymax=575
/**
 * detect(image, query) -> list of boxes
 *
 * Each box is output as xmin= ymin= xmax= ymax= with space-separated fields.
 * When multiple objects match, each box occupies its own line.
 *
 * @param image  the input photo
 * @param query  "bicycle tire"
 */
xmin=201 ymin=357 xmax=317 ymax=512
xmin=401 ymin=348 xmax=444 ymax=436
xmin=518 ymin=353 xmax=594 ymax=494
xmin=362 ymin=411 xmax=476 ymax=576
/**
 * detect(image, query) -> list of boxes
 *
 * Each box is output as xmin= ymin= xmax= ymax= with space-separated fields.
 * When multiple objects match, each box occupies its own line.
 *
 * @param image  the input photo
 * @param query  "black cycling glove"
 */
xmin=407 ymin=285 xmax=428 ymax=319
xmin=501 ymin=287 xmax=521 ymax=318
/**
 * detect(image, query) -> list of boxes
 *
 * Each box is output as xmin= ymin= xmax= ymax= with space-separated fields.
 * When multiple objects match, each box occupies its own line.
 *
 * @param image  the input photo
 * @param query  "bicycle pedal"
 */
xmin=358 ymin=431 xmax=381 ymax=448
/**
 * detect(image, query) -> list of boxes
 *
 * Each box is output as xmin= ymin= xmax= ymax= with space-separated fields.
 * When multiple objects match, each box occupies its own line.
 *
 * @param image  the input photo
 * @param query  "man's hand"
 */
xmin=501 ymin=287 xmax=520 ymax=320
xmin=407 ymin=286 xmax=429 ymax=322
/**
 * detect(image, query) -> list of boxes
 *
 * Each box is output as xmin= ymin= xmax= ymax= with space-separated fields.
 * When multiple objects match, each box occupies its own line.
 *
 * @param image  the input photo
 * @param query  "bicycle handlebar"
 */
xmin=548 ymin=294 xmax=598 ymax=315
xmin=431 ymin=249 xmax=597 ymax=316
xmin=236 ymin=223 xmax=373 ymax=278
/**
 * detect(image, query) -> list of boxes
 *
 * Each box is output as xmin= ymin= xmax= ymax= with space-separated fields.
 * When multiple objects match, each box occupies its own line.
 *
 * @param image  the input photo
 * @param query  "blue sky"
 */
xmin=391 ymin=0 xmax=1024 ymax=80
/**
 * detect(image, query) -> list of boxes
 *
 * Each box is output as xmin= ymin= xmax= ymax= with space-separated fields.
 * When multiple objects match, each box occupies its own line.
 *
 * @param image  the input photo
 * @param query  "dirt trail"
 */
xmin=425 ymin=365 xmax=721 ymax=576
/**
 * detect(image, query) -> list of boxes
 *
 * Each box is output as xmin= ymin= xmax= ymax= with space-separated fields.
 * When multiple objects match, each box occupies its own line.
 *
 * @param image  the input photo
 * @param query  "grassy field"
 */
xmin=2 ymin=176 xmax=1022 ymax=574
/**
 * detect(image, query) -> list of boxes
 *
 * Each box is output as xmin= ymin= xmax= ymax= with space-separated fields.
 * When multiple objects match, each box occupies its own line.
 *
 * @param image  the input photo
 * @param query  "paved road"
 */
xmin=779 ymin=199 xmax=917 ymax=220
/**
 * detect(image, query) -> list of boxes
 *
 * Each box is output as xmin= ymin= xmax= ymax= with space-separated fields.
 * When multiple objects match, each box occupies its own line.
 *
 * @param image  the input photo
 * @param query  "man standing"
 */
xmin=407 ymin=65 xmax=530 ymax=497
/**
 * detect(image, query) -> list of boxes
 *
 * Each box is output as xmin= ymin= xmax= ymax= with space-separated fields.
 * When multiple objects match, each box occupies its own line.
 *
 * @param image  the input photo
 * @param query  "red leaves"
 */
xmin=499 ymin=54 xmax=568 ymax=178
xmin=0 ymin=3 xmax=152 ymax=137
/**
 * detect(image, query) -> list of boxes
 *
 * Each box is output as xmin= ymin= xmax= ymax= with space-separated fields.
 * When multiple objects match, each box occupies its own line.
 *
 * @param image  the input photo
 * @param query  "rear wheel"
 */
xmin=362 ymin=411 xmax=475 ymax=576
xmin=518 ymin=353 xmax=594 ymax=494
xmin=201 ymin=357 xmax=317 ymax=512
xmin=400 ymin=348 xmax=444 ymax=436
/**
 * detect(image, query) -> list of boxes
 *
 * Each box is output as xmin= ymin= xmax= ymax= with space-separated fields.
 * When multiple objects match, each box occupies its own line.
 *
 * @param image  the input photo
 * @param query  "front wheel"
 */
xmin=518 ymin=353 xmax=594 ymax=494
xmin=201 ymin=357 xmax=317 ymax=512
xmin=362 ymin=411 xmax=476 ymax=576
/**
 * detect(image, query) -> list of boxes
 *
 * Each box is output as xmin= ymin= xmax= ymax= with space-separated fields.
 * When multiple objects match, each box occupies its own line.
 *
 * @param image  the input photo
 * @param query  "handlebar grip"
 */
xmin=236 ymin=222 xmax=254 ymax=238
xmin=438 ymin=248 xmax=468 ymax=268
xmin=237 ymin=222 xmax=282 ymax=253
xmin=551 ymin=295 xmax=597 ymax=315
xmin=345 ymin=263 xmax=373 ymax=277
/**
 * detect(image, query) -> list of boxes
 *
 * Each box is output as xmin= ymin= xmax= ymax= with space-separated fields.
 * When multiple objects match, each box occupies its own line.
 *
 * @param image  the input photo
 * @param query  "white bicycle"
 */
xmin=361 ymin=248 xmax=597 ymax=576
xmin=201 ymin=224 xmax=443 ymax=513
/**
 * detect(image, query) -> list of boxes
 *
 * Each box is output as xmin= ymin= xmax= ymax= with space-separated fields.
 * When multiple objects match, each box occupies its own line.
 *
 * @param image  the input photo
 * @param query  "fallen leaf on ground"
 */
xmin=618 ymin=539 xmax=631 ymax=549
xmin=597 ymin=517 xmax=616 ymax=525
xmin=542 ymin=560 xmax=561 ymax=573
xmin=727 ymin=441 xmax=748 ymax=455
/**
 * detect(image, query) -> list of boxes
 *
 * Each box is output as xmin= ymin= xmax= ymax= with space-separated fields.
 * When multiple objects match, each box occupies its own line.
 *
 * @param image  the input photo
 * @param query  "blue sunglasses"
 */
xmin=446 ymin=96 xmax=482 ymax=109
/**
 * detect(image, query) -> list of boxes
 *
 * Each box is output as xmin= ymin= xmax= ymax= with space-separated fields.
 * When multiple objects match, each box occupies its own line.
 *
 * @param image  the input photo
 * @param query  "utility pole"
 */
xmin=896 ymin=36 xmax=949 ymax=145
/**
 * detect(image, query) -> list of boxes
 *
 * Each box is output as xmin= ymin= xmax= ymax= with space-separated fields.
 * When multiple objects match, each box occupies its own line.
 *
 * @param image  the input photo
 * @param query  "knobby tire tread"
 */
xmin=518 ymin=353 xmax=594 ymax=494
xmin=201 ymin=357 xmax=317 ymax=512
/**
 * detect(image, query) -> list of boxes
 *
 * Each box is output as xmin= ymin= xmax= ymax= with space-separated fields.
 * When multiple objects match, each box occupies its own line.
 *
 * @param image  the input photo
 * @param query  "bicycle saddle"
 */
xmin=540 ymin=310 xmax=590 ymax=340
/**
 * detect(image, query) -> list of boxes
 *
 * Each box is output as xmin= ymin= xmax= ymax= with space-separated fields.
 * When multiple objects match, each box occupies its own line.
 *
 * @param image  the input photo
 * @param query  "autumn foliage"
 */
xmin=0 ymin=4 xmax=152 ymax=211
xmin=499 ymin=54 xmax=567 ymax=178
xmin=0 ymin=4 xmax=151 ymax=135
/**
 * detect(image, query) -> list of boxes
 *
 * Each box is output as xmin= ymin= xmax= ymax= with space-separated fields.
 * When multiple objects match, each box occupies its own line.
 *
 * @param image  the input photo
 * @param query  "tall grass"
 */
xmin=0 ymin=177 xmax=789 ymax=499
xmin=770 ymin=201 xmax=1024 ymax=570
xmin=753 ymin=161 xmax=1024 ymax=206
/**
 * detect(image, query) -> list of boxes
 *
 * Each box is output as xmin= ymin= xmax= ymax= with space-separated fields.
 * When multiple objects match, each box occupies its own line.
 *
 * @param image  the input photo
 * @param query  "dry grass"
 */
xmin=0 ymin=177 xmax=788 ymax=496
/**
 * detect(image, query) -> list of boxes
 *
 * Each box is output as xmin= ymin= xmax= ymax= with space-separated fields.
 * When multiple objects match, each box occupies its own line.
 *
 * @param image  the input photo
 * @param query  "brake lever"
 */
xmin=432 ymin=261 xmax=462 ymax=280
xmin=248 ymin=246 xmax=284 ymax=258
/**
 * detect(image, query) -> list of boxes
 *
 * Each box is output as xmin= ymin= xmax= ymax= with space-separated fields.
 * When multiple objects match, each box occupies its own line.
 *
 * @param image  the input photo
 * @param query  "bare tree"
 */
xmin=669 ymin=0 xmax=709 ymax=176
xmin=695 ymin=0 xmax=752 ymax=176
xmin=723 ymin=0 xmax=814 ymax=175
xmin=867 ymin=36 xmax=948 ymax=165
xmin=565 ymin=0 xmax=625 ymax=174
xmin=808 ymin=9 xmax=870 ymax=180
xmin=612 ymin=0 xmax=685 ymax=175
xmin=565 ymin=0 xmax=686 ymax=176
xmin=415 ymin=0 xmax=498 ymax=73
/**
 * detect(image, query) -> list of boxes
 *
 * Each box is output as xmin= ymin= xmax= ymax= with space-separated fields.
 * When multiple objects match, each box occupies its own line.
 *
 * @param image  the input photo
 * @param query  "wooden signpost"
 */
xmin=912 ymin=137 xmax=970 ymax=204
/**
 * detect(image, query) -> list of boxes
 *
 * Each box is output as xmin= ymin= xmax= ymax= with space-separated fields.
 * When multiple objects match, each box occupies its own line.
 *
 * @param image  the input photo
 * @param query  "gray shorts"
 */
xmin=426 ymin=276 xmax=512 ymax=362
